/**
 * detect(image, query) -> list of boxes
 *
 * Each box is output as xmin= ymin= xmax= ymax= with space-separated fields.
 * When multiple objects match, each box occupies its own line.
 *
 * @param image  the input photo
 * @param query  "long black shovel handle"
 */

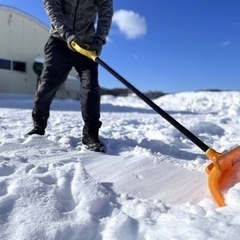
xmin=71 ymin=42 xmax=210 ymax=153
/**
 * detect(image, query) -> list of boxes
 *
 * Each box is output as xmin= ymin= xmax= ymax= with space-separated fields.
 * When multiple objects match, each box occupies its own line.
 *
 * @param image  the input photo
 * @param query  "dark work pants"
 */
xmin=32 ymin=37 xmax=102 ymax=135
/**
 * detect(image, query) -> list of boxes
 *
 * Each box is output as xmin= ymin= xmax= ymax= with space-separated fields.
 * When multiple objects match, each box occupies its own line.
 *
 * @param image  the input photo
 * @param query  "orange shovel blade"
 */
xmin=205 ymin=146 xmax=240 ymax=207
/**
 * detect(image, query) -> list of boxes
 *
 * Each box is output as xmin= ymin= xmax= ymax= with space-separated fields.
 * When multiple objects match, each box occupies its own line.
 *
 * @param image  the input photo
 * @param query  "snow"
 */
xmin=1 ymin=91 xmax=240 ymax=240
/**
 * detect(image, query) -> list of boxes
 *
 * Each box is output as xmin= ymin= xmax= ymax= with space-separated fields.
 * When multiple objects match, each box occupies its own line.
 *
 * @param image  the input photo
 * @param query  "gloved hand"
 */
xmin=66 ymin=33 xmax=82 ymax=52
xmin=88 ymin=37 xmax=104 ymax=56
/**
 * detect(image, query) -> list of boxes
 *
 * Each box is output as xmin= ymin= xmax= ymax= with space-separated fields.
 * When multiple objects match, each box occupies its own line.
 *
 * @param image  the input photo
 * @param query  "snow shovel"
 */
xmin=71 ymin=42 xmax=240 ymax=207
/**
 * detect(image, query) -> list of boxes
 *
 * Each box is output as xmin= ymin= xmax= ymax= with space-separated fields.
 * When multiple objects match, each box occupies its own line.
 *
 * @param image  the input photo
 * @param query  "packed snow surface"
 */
xmin=1 ymin=91 xmax=240 ymax=240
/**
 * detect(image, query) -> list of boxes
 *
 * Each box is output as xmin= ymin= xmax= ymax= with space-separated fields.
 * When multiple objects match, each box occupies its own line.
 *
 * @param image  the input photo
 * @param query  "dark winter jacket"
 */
xmin=43 ymin=0 xmax=113 ymax=44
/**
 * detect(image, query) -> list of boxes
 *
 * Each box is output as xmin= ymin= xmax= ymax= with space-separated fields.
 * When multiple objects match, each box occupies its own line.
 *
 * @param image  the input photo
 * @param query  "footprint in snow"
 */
xmin=0 ymin=181 xmax=8 ymax=197
xmin=27 ymin=160 xmax=114 ymax=217
xmin=0 ymin=163 xmax=16 ymax=177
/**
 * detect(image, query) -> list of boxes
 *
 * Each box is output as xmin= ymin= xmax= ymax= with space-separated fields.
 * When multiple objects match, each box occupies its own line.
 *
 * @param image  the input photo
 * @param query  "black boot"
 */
xmin=82 ymin=122 xmax=105 ymax=152
xmin=27 ymin=123 xmax=45 ymax=135
xmin=82 ymin=134 xmax=106 ymax=153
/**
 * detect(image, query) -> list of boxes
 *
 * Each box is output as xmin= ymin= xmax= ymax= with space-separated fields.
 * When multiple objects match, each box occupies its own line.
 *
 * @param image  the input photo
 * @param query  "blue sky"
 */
xmin=1 ymin=0 xmax=240 ymax=93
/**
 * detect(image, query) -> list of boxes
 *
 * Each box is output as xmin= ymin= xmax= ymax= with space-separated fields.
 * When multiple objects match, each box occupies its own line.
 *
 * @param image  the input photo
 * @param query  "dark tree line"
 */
xmin=100 ymin=87 xmax=166 ymax=99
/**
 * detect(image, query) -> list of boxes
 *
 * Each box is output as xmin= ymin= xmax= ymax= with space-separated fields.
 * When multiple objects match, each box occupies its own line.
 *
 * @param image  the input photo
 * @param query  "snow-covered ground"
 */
xmin=1 ymin=91 xmax=240 ymax=240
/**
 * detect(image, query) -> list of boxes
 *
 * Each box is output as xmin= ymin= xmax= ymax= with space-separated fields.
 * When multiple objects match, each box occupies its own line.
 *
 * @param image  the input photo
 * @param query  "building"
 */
xmin=0 ymin=5 xmax=80 ymax=99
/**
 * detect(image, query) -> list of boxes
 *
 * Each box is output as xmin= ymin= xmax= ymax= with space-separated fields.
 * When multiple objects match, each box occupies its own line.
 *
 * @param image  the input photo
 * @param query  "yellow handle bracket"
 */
xmin=205 ymin=148 xmax=222 ymax=174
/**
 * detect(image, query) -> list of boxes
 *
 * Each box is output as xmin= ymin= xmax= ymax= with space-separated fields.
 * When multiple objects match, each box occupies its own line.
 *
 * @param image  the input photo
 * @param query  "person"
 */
xmin=28 ymin=0 xmax=113 ymax=153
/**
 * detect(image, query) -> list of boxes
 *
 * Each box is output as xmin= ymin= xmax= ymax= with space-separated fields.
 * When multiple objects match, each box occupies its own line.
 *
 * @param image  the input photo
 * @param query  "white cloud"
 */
xmin=106 ymin=36 xmax=112 ymax=43
xmin=222 ymin=41 xmax=231 ymax=47
xmin=112 ymin=10 xmax=147 ymax=39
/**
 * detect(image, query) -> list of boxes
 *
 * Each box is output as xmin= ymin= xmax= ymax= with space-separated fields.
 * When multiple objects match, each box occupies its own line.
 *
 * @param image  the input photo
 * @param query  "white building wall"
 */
xmin=0 ymin=5 xmax=80 ymax=99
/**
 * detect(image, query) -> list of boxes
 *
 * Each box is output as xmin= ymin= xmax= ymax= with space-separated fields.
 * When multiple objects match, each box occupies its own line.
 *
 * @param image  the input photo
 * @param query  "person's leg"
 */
xmin=74 ymin=54 xmax=105 ymax=152
xmin=28 ymin=37 xmax=72 ymax=135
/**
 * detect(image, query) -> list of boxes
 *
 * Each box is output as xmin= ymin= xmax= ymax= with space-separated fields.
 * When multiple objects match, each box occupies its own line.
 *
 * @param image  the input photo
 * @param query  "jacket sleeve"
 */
xmin=95 ymin=0 xmax=113 ymax=43
xmin=43 ymin=0 xmax=72 ymax=40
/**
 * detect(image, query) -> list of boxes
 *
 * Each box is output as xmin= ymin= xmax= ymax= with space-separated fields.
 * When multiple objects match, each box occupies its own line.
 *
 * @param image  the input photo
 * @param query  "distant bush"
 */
xmin=144 ymin=91 xmax=166 ymax=99
xmin=100 ymin=87 xmax=166 ymax=99
xmin=195 ymin=89 xmax=223 ymax=92
xmin=100 ymin=88 xmax=130 ymax=97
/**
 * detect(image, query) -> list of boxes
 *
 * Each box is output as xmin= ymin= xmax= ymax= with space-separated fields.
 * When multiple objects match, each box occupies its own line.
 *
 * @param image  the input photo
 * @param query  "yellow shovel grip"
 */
xmin=71 ymin=41 xmax=97 ymax=61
